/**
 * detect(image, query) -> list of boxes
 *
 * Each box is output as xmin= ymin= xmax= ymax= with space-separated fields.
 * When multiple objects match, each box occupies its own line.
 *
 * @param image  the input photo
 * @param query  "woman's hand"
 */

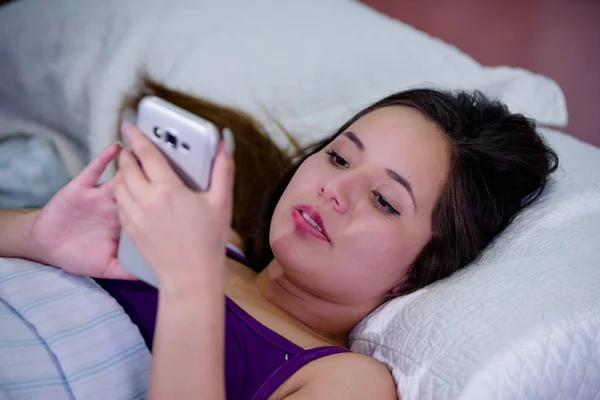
xmin=114 ymin=123 xmax=235 ymax=291
xmin=29 ymin=142 xmax=136 ymax=279
xmin=117 ymin=124 xmax=234 ymax=399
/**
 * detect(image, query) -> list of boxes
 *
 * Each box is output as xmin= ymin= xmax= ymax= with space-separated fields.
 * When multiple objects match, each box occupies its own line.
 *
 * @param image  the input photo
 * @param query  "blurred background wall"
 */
xmin=361 ymin=0 xmax=600 ymax=147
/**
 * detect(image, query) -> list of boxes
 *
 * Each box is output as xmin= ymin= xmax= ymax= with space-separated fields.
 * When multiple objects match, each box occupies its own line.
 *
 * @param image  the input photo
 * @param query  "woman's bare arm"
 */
xmin=3 ymin=208 xmax=38 ymax=214
xmin=149 ymin=269 xmax=226 ymax=400
xmin=0 ymin=209 xmax=40 ymax=259
xmin=0 ymin=206 xmax=244 ymax=261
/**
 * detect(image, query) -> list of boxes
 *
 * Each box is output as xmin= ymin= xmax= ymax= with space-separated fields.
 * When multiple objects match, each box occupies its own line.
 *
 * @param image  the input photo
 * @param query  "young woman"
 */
xmin=0 ymin=80 xmax=558 ymax=399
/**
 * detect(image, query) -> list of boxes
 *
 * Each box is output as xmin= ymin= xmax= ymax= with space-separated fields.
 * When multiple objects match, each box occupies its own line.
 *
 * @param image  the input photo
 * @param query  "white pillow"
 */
xmin=350 ymin=128 xmax=600 ymax=399
xmin=2 ymin=1 xmax=595 ymax=399
xmin=0 ymin=0 xmax=566 ymax=177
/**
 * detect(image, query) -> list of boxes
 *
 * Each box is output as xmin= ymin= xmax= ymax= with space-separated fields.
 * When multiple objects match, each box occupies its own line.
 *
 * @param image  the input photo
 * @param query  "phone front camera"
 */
xmin=153 ymin=127 xmax=163 ymax=138
xmin=166 ymin=132 xmax=178 ymax=148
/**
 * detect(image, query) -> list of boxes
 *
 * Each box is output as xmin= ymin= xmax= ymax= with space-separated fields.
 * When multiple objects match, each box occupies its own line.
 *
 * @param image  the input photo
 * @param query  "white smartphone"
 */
xmin=117 ymin=96 xmax=220 ymax=287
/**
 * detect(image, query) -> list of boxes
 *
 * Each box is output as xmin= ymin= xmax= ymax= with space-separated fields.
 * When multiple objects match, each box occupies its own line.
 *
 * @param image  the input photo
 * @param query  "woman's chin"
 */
xmin=271 ymin=236 xmax=326 ymax=273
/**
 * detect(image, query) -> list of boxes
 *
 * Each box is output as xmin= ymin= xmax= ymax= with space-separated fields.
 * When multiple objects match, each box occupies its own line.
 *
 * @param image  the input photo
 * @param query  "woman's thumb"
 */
xmin=207 ymin=129 xmax=235 ymax=207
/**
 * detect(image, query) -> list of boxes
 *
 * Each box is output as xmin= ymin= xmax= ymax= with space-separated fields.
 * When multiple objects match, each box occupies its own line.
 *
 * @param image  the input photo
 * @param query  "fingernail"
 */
xmin=112 ymin=140 xmax=124 ymax=148
xmin=223 ymin=127 xmax=235 ymax=155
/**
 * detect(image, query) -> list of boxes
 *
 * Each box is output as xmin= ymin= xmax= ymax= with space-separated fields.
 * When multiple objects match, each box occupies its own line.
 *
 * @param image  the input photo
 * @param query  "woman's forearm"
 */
xmin=149 ymin=264 xmax=226 ymax=400
xmin=0 ymin=209 xmax=39 ymax=259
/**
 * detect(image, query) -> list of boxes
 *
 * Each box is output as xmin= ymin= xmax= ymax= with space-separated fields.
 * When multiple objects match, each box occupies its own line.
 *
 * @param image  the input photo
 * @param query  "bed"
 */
xmin=0 ymin=0 xmax=598 ymax=399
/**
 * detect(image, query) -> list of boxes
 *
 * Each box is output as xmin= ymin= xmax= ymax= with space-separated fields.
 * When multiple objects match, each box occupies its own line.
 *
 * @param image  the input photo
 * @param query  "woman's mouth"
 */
xmin=291 ymin=206 xmax=331 ymax=243
xmin=300 ymin=210 xmax=323 ymax=232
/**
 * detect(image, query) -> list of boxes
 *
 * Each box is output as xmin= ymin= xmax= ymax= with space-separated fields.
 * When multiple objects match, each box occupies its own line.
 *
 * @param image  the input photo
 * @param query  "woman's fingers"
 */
xmin=121 ymin=122 xmax=180 ymax=185
xmin=207 ymin=138 xmax=235 ymax=214
xmin=75 ymin=142 xmax=122 ymax=187
xmin=114 ymin=173 xmax=144 ymax=232
xmin=118 ymin=148 xmax=150 ymax=202
xmin=99 ymin=175 xmax=118 ymax=200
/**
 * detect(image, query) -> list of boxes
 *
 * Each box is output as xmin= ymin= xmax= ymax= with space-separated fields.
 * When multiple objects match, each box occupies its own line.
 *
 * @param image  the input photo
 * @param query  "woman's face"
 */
xmin=269 ymin=106 xmax=451 ymax=305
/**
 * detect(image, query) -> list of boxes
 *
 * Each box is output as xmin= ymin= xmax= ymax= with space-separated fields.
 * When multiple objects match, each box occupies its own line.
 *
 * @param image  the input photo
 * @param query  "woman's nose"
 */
xmin=319 ymin=186 xmax=346 ymax=212
xmin=319 ymin=173 xmax=358 ymax=213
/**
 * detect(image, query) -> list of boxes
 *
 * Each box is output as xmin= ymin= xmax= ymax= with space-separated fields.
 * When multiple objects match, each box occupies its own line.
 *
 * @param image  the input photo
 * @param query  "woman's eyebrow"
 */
xmin=343 ymin=131 xmax=364 ymax=151
xmin=343 ymin=130 xmax=417 ymax=211
xmin=344 ymin=131 xmax=417 ymax=211
xmin=386 ymin=169 xmax=417 ymax=211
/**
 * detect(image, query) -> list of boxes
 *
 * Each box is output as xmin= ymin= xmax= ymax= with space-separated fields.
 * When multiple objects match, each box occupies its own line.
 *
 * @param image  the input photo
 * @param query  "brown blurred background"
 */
xmin=361 ymin=0 xmax=600 ymax=147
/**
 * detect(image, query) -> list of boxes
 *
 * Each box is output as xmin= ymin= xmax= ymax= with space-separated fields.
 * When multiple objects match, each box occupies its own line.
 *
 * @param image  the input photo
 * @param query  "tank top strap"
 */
xmin=250 ymin=345 xmax=350 ymax=400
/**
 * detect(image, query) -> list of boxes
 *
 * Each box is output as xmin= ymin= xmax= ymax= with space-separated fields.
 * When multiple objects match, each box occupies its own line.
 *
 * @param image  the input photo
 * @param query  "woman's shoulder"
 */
xmin=225 ymin=226 xmax=255 ymax=279
xmin=228 ymin=227 xmax=246 ymax=255
xmin=271 ymin=351 xmax=398 ymax=399
xmin=226 ymin=256 xmax=256 ymax=281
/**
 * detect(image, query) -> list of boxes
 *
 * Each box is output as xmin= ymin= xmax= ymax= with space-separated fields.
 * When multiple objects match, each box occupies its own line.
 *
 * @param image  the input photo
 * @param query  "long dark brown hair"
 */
xmin=252 ymin=89 xmax=559 ymax=293
xmin=119 ymin=79 xmax=558 ymax=294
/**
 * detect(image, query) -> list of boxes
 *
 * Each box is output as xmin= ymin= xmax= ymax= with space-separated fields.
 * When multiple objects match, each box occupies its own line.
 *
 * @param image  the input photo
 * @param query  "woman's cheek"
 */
xmin=347 ymin=227 xmax=407 ymax=274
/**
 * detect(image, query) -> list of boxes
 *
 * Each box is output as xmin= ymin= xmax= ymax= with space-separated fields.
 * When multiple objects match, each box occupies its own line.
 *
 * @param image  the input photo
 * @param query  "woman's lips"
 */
xmin=291 ymin=208 xmax=331 ymax=243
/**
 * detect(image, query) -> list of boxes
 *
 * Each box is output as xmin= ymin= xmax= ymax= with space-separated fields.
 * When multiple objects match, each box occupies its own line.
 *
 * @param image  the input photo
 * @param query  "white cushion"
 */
xmin=2 ymin=1 xmax=596 ymax=399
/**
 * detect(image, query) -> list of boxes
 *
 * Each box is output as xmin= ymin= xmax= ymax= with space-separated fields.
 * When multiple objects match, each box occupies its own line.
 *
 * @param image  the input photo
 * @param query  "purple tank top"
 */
xmin=96 ymin=249 xmax=349 ymax=400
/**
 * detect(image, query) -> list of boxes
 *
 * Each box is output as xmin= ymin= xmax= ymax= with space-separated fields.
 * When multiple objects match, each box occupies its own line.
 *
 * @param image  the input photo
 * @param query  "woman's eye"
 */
xmin=372 ymin=191 xmax=400 ymax=216
xmin=325 ymin=150 xmax=349 ymax=168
